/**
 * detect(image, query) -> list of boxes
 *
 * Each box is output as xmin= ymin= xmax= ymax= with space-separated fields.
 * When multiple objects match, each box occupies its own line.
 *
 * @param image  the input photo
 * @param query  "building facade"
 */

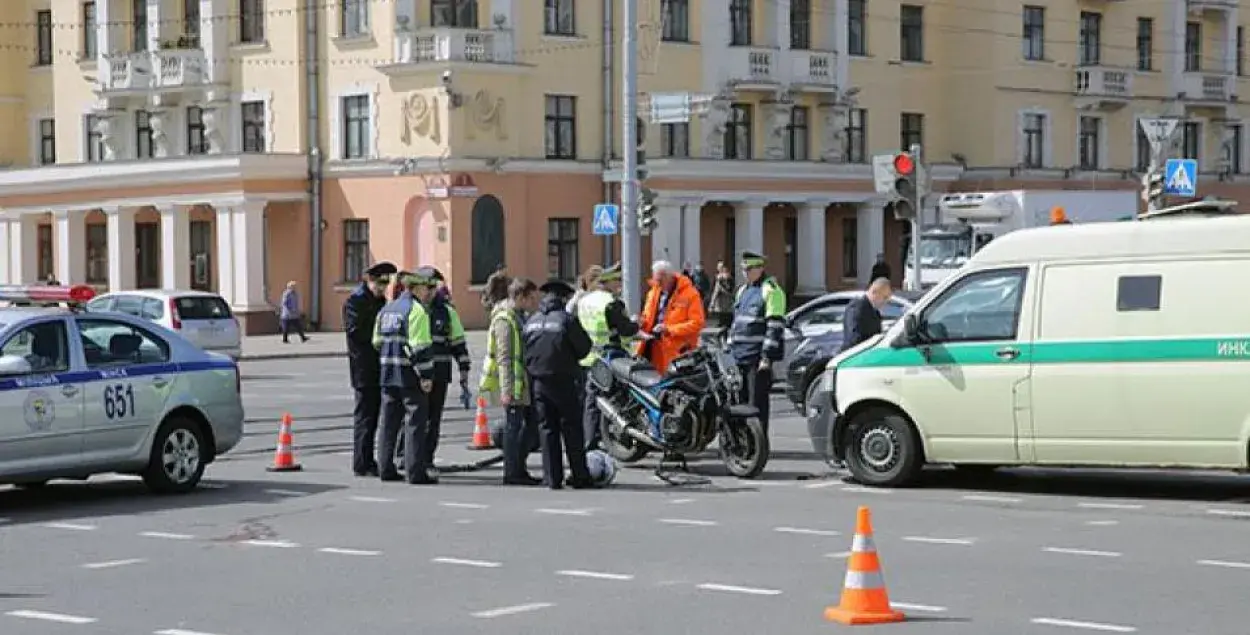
xmin=0 ymin=0 xmax=1247 ymax=331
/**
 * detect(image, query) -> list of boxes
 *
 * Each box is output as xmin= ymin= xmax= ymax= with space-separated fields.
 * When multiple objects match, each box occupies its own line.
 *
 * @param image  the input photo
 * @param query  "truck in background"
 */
xmin=904 ymin=189 xmax=1137 ymax=289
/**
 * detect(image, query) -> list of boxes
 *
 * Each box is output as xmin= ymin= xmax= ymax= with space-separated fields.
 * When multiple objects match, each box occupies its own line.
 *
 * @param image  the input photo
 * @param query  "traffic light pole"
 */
xmin=619 ymin=0 xmax=641 ymax=314
xmin=906 ymin=143 xmax=924 ymax=292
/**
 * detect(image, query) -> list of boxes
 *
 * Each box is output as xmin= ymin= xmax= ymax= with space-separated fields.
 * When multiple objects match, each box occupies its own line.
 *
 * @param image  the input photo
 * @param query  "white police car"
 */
xmin=0 ymin=285 xmax=244 ymax=493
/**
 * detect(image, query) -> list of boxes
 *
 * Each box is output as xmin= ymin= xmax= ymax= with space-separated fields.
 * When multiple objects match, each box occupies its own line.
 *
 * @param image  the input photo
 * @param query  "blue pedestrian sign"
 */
xmin=1163 ymin=159 xmax=1198 ymax=197
xmin=593 ymin=204 xmax=620 ymax=236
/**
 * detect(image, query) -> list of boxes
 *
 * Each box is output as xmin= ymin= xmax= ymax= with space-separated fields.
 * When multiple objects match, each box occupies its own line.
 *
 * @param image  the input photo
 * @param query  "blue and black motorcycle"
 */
xmin=587 ymin=328 xmax=769 ymax=479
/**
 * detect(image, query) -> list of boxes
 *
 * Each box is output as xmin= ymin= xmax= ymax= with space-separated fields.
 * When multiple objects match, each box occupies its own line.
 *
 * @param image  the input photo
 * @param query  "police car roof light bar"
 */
xmin=0 ymin=284 xmax=96 ymax=305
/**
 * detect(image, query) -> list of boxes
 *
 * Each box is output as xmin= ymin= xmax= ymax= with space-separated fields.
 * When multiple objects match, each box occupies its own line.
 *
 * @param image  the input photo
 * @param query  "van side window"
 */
xmin=920 ymin=268 xmax=1027 ymax=343
xmin=1116 ymin=275 xmax=1161 ymax=312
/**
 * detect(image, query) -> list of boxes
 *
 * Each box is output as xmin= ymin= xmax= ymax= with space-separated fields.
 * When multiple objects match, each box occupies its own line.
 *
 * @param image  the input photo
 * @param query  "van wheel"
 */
xmin=844 ymin=408 xmax=924 ymax=487
xmin=142 ymin=417 xmax=207 ymax=494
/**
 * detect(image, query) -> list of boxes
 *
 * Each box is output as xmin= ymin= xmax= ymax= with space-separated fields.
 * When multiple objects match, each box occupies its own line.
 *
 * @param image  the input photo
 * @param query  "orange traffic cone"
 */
xmin=467 ymin=396 xmax=494 ymax=450
xmin=824 ymin=506 xmax=905 ymax=625
xmin=266 ymin=413 xmax=303 ymax=472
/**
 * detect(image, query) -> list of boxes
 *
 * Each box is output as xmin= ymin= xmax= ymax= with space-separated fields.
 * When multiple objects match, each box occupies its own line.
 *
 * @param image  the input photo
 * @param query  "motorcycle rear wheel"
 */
xmin=719 ymin=417 xmax=769 ymax=479
xmin=601 ymin=417 xmax=650 ymax=464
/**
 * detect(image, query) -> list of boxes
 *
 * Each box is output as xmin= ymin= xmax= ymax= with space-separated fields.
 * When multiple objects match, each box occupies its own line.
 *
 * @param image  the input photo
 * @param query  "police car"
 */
xmin=0 ymin=284 xmax=244 ymax=493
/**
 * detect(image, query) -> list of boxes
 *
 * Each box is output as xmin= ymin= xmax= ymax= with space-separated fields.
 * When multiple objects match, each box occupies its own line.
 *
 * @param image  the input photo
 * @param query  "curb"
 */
xmin=238 ymin=351 xmax=348 ymax=362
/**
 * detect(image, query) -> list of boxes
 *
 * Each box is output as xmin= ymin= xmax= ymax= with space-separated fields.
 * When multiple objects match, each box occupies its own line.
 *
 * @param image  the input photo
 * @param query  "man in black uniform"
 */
xmin=421 ymin=268 xmax=471 ymax=480
xmin=524 ymin=279 xmax=595 ymax=490
xmin=343 ymin=261 xmax=396 ymax=477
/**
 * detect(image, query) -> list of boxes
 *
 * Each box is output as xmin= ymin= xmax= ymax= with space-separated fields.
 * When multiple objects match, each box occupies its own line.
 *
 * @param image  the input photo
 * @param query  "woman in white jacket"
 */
xmin=566 ymin=265 xmax=604 ymax=315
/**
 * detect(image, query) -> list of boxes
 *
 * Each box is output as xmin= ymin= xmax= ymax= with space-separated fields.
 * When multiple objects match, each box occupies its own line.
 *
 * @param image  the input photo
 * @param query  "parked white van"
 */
xmin=806 ymin=201 xmax=1250 ymax=487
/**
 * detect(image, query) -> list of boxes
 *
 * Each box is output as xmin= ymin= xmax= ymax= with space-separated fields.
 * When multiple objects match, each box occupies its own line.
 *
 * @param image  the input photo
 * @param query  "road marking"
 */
xmin=1198 ymin=559 xmax=1250 ymax=569
xmin=432 ymin=557 xmax=502 ymax=568
xmin=82 ymin=558 xmax=146 ymax=570
xmin=6 ymin=610 xmax=98 ymax=624
xmin=140 ymin=531 xmax=195 ymax=540
xmin=1085 ymin=520 xmax=1119 ymax=526
xmin=319 ymin=547 xmax=381 ymax=556
xmin=556 ymin=569 xmax=635 ymax=581
xmin=241 ymin=539 xmax=300 ymax=548
xmin=669 ymin=498 xmax=695 ymax=504
xmin=903 ymin=536 xmax=975 ymax=546
xmin=439 ymin=501 xmax=488 ymax=510
xmin=471 ymin=602 xmax=554 ymax=619
xmin=1077 ymin=502 xmax=1143 ymax=510
xmin=1043 ymin=547 xmax=1121 ymax=558
xmin=263 ymin=488 xmax=307 ymax=497
xmin=774 ymin=526 xmax=840 ymax=537
xmin=199 ymin=482 xmax=229 ymax=489
xmin=658 ymin=518 xmax=719 ymax=527
xmin=350 ymin=496 xmax=397 ymax=503
xmin=1206 ymin=508 xmax=1250 ymax=518
xmin=825 ymin=551 xmax=852 ymax=558
xmin=891 ymin=602 xmax=948 ymax=613
xmin=696 ymin=583 xmax=783 ymax=596
xmin=840 ymin=486 xmax=891 ymax=494
xmin=961 ymin=494 xmax=1021 ymax=503
xmin=803 ymin=481 xmax=841 ymax=489
xmin=155 ymin=630 xmax=227 ymax=635
xmin=455 ymin=519 xmax=474 ymax=525
xmin=1031 ymin=617 xmax=1136 ymax=632
xmin=43 ymin=522 xmax=97 ymax=531
xmin=535 ymin=508 xmax=594 ymax=516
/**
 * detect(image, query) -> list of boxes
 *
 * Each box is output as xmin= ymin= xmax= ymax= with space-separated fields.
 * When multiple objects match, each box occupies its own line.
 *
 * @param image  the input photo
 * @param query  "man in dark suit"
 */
xmin=840 ymin=278 xmax=893 ymax=354
xmin=343 ymin=261 xmax=397 ymax=476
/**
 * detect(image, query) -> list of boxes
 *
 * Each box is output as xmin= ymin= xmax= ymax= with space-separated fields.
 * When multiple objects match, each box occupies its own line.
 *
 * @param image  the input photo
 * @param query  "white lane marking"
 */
xmin=199 ymin=482 xmax=229 ymax=489
xmin=155 ymin=630 xmax=227 ymax=635
xmin=1031 ymin=617 xmax=1136 ymax=632
xmin=658 ymin=518 xmax=719 ymax=527
xmin=1198 ymin=559 xmax=1250 ymax=569
xmin=1077 ymin=502 xmax=1143 ymax=510
xmin=439 ymin=501 xmax=489 ymax=509
xmin=556 ymin=569 xmax=635 ymax=581
xmin=43 ymin=522 xmax=97 ymax=531
xmin=6 ymin=610 xmax=98 ymax=624
xmin=471 ymin=602 xmax=554 ymax=619
xmin=825 ymin=551 xmax=852 ymax=558
xmin=263 ymin=488 xmax=307 ymax=497
xmin=319 ymin=547 xmax=381 ymax=556
xmin=432 ymin=557 xmax=502 ymax=568
xmin=1206 ymin=508 xmax=1250 ymax=518
xmin=82 ymin=558 xmax=146 ymax=570
xmin=455 ymin=519 xmax=474 ymax=525
xmin=535 ymin=508 xmax=594 ymax=516
xmin=803 ymin=481 xmax=840 ymax=489
xmin=961 ymin=494 xmax=1021 ymax=503
xmin=241 ymin=539 xmax=300 ymax=548
xmin=840 ymin=486 xmax=891 ymax=494
xmin=1085 ymin=520 xmax=1119 ymax=526
xmin=140 ymin=531 xmax=195 ymax=540
xmin=696 ymin=583 xmax=783 ymax=596
xmin=669 ymin=498 xmax=695 ymax=504
xmin=774 ymin=526 xmax=840 ymax=537
xmin=1043 ymin=547 xmax=1121 ymax=558
xmin=891 ymin=602 xmax=948 ymax=613
xmin=903 ymin=536 xmax=975 ymax=546
xmin=350 ymin=496 xmax=397 ymax=503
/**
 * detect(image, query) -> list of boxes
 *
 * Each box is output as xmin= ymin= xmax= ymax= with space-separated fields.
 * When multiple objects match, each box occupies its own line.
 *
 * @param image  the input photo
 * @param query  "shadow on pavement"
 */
xmin=916 ymin=466 xmax=1250 ymax=503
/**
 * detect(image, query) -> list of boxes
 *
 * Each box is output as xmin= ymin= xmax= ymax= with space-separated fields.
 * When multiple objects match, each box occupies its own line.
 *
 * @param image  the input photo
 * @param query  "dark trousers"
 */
xmin=737 ymin=363 xmax=773 ymax=434
xmin=380 ymin=387 xmax=430 ymax=480
xmin=280 ymin=317 xmax=307 ymax=342
xmin=351 ymin=386 xmax=381 ymax=474
xmin=533 ymin=378 xmax=591 ymax=487
xmin=503 ymin=404 xmax=538 ymax=480
xmin=402 ymin=387 xmax=433 ymax=483
xmin=582 ymin=376 xmax=603 ymax=450
xmin=378 ymin=387 xmax=408 ymax=477
xmin=423 ymin=379 xmax=449 ymax=466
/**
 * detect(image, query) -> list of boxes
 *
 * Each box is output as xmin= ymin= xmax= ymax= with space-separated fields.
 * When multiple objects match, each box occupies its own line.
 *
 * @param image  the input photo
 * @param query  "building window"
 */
xmin=1135 ymin=123 xmax=1151 ymax=171
xmin=86 ymin=224 xmax=107 ymax=284
xmin=841 ymin=217 xmax=858 ymax=280
xmin=900 ymin=112 xmax=924 ymax=151
xmin=1021 ymin=6 xmax=1044 ymax=61
xmin=471 ymin=195 xmax=506 ymax=284
xmin=899 ymin=5 xmax=924 ymax=62
xmin=1022 ymin=113 xmax=1045 ymax=168
xmin=241 ymin=100 xmax=265 ymax=153
xmin=37 ymin=225 xmax=53 ymax=282
xmin=729 ymin=0 xmax=751 ymax=46
xmin=187 ymin=106 xmax=207 ymax=154
xmin=431 ymin=0 xmax=477 ymax=28
xmin=547 ymin=219 xmax=579 ymax=281
xmin=340 ymin=0 xmax=368 ymax=37
xmin=660 ymin=122 xmax=689 ymax=157
xmin=342 ymin=219 xmax=370 ymax=282
xmin=36 ymin=10 xmax=52 ymax=65
xmin=1078 ymin=116 xmax=1100 ymax=170
xmin=661 ymin=0 xmax=689 ymax=42
xmin=848 ymin=0 xmax=866 ymax=56
xmin=1185 ymin=21 xmax=1201 ymax=72
xmin=544 ymin=95 xmax=577 ymax=160
xmin=240 ymin=0 xmax=265 ymax=44
xmin=1228 ymin=124 xmax=1243 ymax=174
xmin=1239 ymin=27 xmax=1245 ymax=76
xmin=544 ymin=0 xmax=574 ymax=36
xmin=785 ymin=106 xmax=809 ymax=161
xmin=135 ymin=111 xmax=154 ymax=159
xmin=132 ymin=0 xmax=148 ymax=51
xmin=1181 ymin=121 xmax=1200 ymax=162
xmin=190 ymin=220 xmax=213 ymax=290
xmin=724 ymin=103 xmax=753 ymax=160
xmin=85 ymin=115 xmax=105 ymax=162
xmin=1078 ymin=11 xmax=1101 ymax=66
xmin=39 ymin=119 xmax=56 ymax=165
xmin=184 ymin=0 xmax=200 ymax=40
xmin=845 ymin=108 xmax=867 ymax=163
xmin=83 ymin=2 xmax=97 ymax=58
xmin=1136 ymin=18 xmax=1153 ymax=71
xmin=342 ymin=95 xmax=370 ymax=159
xmin=790 ymin=0 xmax=810 ymax=50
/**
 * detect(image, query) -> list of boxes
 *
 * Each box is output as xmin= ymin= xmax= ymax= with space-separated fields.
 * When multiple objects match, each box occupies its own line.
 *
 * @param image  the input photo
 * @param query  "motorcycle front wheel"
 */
xmin=719 ymin=417 xmax=769 ymax=479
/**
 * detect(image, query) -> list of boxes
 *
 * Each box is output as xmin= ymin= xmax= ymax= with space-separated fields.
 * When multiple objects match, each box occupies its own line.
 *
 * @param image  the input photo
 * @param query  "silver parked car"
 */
xmin=776 ymin=290 xmax=914 ymax=379
xmin=85 ymin=290 xmax=241 ymax=360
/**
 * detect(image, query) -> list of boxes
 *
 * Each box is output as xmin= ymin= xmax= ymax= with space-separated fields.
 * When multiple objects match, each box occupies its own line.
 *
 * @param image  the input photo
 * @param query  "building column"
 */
xmin=9 ymin=216 xmax=39 ymax=283
xmin=214 ymin=205 xmax=235 ymax=304
xmin=1225 ymin=9 xmax=1239 ymax=73
xmin=774 ymin=0 xmax=790 ymax=49
xmin=856 ymin=202 xmax=884 ymax=287
xmin=104 ymin=207 xmax=136 ymax=291
xmin=680 ymin=203 xmax=702 ymax=268
xmin=231 ymin=199 xmax=267 ymax=310
xmin=795 ymin=202 xmax=827 ymax=295
xmin=159 ymin=205 xmax=191 ymax=289
xmin=649 ymin=201 xmax=683 ymax=264
xmin=145 ymin=0 xmax=163 ymax=51
xmin=0 ymin=220 xmax=10 ymax=284
xmin=733 ymin=200 xmax=765 ymax=260
xmin=833 ymin=0 xmax=849 ymax=86
xmin=95 ymin=0 xmax=113 ymax=66
xmin=54 ymin=210 xmax=87 ymax=285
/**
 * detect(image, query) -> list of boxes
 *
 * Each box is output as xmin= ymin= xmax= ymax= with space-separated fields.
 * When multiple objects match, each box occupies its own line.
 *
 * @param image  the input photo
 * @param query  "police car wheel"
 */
xmin=844 ymin=408 xmax=924 ymax=488
xmin=142 ymin=417 xmax=207 ymax=495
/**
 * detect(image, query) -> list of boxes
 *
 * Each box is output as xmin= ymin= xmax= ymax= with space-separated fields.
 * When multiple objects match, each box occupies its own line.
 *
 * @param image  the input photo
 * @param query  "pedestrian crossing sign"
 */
xmin=1163 ymin=159 xmax=1197 ymax=197
xmin=593 ymin=204 xmax=620 ymax=236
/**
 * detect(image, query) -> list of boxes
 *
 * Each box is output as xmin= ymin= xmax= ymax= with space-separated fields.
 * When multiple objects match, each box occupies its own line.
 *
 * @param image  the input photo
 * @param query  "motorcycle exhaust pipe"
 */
xmin=596 ymin=396 xmax=665 ymax=450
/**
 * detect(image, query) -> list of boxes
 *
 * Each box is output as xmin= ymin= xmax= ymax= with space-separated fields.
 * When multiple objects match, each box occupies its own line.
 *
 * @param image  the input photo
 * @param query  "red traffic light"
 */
xmin=893 ymin=153 xmax=915 ymax=175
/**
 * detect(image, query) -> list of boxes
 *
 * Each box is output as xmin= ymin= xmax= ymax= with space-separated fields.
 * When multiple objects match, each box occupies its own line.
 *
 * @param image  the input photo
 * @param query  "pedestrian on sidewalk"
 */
xmin=708 ymin=261 xmax=735 ymax=329
xmin=344 ymin=261 xmax=396 ymax=477
xmin=279 ymin=281 xmax=310 ymax=343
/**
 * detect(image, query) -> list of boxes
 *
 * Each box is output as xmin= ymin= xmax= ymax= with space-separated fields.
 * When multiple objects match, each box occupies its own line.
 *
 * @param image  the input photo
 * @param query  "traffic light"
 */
xmin=1142 ymin=170 xmax=1164 ymax=208
xmin=636 ymin=117 xmax=648 ymax=181
xmin=638 ymin=186 xmax=658 ymax=235
xmin=891 ymin=151 xmax=918 ymax=219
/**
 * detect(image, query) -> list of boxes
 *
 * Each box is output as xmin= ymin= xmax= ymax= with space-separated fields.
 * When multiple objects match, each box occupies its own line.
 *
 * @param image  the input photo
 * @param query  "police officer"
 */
xmin=727 ymin=250 xmax=787 ymax=435
xmin=524 ymin=279 xmax=594 ymax=490
xmin=576 ymin=262 xmax=641 ymax=449
xmin=481 ymin=277 xmax=543 ymax=485
xmin=344 ymin=261 xmax=396 ymax=477
xmin=421 ymin=268 xmax=470 ymax=480
xmin=372 ymin=268 xmax=438 ymax=484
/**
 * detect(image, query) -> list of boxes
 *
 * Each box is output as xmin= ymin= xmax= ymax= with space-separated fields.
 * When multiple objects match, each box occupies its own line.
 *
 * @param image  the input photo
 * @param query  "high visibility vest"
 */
xmin=576 ymin=289 xmax=614 ymax=367
xmin=376 ymin=294 xmax=434 ymax=388
xmin=478 ymin=305 xmax=527 ymax=399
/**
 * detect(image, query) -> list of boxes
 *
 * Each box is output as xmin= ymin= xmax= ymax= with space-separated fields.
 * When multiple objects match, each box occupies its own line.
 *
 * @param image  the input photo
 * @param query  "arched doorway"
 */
xmin=470 ymin=195 xmax=505 ymax=284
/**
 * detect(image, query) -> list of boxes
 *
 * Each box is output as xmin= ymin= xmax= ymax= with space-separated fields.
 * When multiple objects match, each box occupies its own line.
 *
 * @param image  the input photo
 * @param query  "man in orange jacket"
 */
xmin=637 ymin=260 xmax=706 ymax=373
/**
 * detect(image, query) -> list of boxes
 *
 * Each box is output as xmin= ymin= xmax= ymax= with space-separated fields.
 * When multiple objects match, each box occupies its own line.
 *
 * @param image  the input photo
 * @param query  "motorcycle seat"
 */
xmin=609 ymin=357 xmax=664 ymax=388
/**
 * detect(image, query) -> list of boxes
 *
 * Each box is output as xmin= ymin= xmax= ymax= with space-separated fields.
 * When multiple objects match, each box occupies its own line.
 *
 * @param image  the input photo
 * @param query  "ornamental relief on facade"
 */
xmin=465 ymin=90 xmax=507 ymax=141
xmin=400 ymin=93 xmax=441 ymax=144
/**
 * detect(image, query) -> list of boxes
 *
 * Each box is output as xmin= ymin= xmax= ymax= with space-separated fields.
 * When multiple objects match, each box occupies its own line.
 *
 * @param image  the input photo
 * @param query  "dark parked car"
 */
xmin=784 ymin=329 xmax=844 ymax=417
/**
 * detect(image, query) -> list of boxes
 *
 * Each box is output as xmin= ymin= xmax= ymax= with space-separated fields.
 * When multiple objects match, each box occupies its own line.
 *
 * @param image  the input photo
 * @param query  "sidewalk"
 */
xmin=240 ymin=330 xmax=491 ymax=361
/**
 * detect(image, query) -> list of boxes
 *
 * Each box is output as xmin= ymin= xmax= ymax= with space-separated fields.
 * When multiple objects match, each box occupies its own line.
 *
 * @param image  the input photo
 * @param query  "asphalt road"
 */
xmin=3 ymin=357 xmax=1250 ymax=634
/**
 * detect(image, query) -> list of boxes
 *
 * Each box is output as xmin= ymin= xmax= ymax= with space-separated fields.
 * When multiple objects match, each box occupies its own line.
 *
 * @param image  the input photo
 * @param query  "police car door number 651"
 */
xmin=103 ymin=383 xmax=136 ymax=419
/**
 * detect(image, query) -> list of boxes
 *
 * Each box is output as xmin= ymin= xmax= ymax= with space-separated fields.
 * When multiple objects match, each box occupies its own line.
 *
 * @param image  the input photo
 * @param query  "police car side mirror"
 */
xmin=901 ymin=313 xmax=921 ymax=344
xmin=0 ymin=354 xmax=33 ymax=376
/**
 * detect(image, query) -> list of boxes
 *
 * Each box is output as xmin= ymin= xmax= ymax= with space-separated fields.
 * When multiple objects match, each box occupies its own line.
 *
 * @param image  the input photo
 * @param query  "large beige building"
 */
xmin=0 ymin=0 xmax=1246 ymax=330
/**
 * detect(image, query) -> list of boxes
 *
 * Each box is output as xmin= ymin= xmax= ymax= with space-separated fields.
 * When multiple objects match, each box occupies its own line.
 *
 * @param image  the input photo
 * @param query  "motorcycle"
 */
xmin=587 ymin=328 xmax=770 ymax=479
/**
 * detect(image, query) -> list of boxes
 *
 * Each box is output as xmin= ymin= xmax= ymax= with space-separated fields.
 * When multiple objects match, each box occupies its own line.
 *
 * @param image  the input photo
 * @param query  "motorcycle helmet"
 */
xmin=585 ymin=449 xmax=618 ymax=487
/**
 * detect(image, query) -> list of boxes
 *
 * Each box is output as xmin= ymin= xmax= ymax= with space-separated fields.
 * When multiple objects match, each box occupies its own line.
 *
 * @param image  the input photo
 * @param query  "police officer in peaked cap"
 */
xmin=419 ymin=265 xmax=470 ymax=481
xmin=727 ymin=250 xmax=787 ymax=436
xmin=344 ymin=260 xmax=396 ymax=477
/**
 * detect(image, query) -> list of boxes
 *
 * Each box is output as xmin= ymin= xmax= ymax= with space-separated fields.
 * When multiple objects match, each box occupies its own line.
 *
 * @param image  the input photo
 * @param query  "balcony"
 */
xmin=1073 ymin=66 xmax=1132 ymax=110
xmin=1181 ymin=71 xmax=1234 ymax=103
xmin=387 ymin=28 xmax=516 ymax=71
xmin=1188 ymin=0 xmax=1236 ymax=13
xmin=152 ymin=49 xmax=204 ymax=88
xmin=723 ymin=46 xmax=779 ymax=89
xmin=97 ymin=49 xmax=206 ymax=95
xmin=790 ymin=51 xmax=837 ymax=91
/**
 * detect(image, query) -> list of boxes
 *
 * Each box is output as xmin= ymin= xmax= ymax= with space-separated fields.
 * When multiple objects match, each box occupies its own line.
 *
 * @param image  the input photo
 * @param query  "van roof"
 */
xmin=971 ymin=213 xmax=1250 ymax=266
